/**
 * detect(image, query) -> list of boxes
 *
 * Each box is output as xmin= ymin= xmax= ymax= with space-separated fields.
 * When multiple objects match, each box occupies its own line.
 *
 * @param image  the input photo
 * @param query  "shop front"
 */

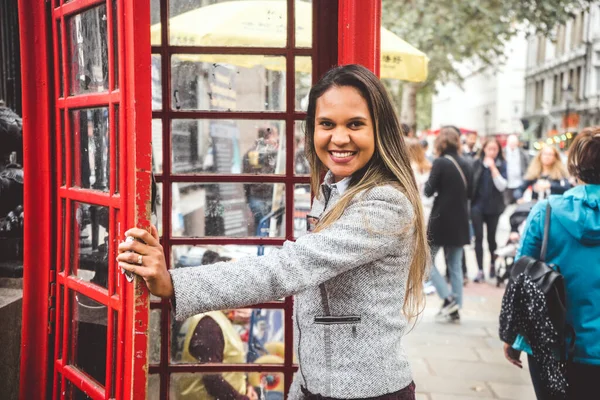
xmin=18 ymin=0 xmax=382 ymax=399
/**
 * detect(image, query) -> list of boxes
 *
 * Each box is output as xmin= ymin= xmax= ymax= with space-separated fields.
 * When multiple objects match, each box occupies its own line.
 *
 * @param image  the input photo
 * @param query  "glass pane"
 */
xmin=110 ymin=312 xmax=118 ymax=397
xmin=152 ymin=119 xmax=163 ymax=173
xmin=167 ymin=0 xmax=287 ymax=47
xmin=171 ymin=244 xmax=281 ymax=268
xmin=171 ymin=120 xmax=285 ymax=175
xmin=71 ymin=108 xmax=110 ymax=192
xmin=150 ymin=0 xmax=161 ymax=45
xmin=61 ymin=111 xmax=66 ymax=185
xmin=153 ymin=182 xmax=163 ymax=237
xmin=294 ymin=120 xmax=310 ymax=176
xmin=61 ymin=199 xmax=66 ymax=272
xmin=149 ymin=309 xmax=161 ymax=364
xmin=57 ymin=20 xmax=63 ymax=96
xmin=71 ymin=202 xmax=110 ymax=289
xmin=296 ymin=57 xmax=311 ymax=111
xmin=172 ymin=183 xmax=286 ymax=237
xmin=171 ymin=308 xmax=285 ymax=365
xmin=65 ymin=381 xmax=94 ymax=400
xmin=294 ymin=184 xmax=311 ymax=238
xmin=152 ymin=55 xmax=162 ymax=110
xmin=68 ymin=4 xmax=109 ymax=95
xmin=70 ymin=291 xmax=108 ymax=386
xmin=148 ymin=374 xmax=160 ymax=400
xmin=171 ymin=370 xmax=284 ymax=398
xmin=112 ymin=0 xmax=119 ymax=89
xmin=296 ymin=0 xmax=312 ymax=48
xmin=114 ymin=105 xmax=120 ymax=194
xmin=57 ymin=287 xmax=64 ymax=359
xmin=171 ymin=55 xmax=286 ymax=111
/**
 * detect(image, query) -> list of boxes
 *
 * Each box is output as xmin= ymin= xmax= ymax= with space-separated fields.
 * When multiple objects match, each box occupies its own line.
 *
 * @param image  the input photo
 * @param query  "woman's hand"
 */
xmin=503 ymin=343 xmax=522 ymax=368
xmin=117 ymin=225 xmax=174 ymax=298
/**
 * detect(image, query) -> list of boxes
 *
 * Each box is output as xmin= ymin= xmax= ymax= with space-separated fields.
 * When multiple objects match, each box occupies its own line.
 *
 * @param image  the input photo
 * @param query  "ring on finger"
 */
xmin=137 ymin=254 xmax=143 ymax=265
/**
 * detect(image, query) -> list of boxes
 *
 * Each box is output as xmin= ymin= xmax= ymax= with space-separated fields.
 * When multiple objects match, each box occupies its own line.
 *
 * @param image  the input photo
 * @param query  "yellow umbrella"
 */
xmin=152 ymin=0 xmax=428 ymax=82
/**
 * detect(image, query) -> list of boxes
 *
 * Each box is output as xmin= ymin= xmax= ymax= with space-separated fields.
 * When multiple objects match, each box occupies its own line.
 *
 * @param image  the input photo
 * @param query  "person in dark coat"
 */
xmin=425 ymin=126 xmax=472 ymax=322
xmin=469 ymin=137 xmax=507 ymax=282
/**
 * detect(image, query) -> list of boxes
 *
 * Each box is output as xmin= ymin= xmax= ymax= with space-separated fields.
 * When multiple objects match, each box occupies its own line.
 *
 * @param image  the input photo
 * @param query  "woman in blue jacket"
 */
xmin=502 ymin=127 xmax=600 ymax=399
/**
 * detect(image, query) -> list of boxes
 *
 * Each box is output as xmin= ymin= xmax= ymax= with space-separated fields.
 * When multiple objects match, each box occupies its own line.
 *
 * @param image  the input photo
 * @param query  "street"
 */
xmin=406 ymin=205 xmax=537 ymax=400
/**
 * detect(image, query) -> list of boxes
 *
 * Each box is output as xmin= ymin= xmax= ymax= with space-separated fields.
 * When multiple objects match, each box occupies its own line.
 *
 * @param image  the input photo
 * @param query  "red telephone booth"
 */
xmin=18 ymin=1 xmax=380 ymax=399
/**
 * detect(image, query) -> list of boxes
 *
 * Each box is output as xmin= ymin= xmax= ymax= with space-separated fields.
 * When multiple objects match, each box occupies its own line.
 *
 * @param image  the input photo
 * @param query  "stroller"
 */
xmin=494 ymin=201 xmax=537 ymax=287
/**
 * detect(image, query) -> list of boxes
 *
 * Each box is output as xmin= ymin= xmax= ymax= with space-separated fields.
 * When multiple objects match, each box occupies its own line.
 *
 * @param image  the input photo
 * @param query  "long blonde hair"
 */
xmin=524 ymin=145 xmax=569 ymax=181
xmin=406 ymin=138 xmax=432 ymax=174
xmin=304 ymin=65 xmax=428 ymax=321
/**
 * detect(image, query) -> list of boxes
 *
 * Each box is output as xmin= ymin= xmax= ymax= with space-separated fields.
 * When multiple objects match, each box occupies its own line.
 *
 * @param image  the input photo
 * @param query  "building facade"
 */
xmin=522 ymin=3 xmax=600 ymax=147
xmin=431 ymin=33 xmax=528 ymax=138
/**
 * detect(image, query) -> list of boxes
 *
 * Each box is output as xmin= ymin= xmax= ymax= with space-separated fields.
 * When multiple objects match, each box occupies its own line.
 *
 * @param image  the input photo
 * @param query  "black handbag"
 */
xmin=509 ymin=204 xmax=575 ymax=359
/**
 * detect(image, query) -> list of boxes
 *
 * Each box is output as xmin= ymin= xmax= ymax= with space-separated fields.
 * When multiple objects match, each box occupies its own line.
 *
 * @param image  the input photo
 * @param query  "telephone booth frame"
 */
xmin=18 ymin=0 xmax=381 ymax=399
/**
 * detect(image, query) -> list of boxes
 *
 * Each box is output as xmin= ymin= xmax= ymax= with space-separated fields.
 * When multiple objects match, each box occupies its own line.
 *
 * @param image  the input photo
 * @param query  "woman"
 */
xmin=117 ymin=65 xmax=428 ymax=399
xmin=470 ymin=137 xmax=507 ymax=282
xmin=502 ymin=127 xmax=600 ymax=399
xmin=407 ymin=137 xmax=433 ymax=221
xmin=424 ymin=127 xmax=472 ymax=322
xmin=514 ymin=145 xmax=571 ymax=202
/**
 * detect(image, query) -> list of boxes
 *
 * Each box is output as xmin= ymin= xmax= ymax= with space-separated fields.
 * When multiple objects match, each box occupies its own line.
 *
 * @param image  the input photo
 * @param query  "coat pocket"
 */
xmin=313 ymin=315 xmax=361 ymax=325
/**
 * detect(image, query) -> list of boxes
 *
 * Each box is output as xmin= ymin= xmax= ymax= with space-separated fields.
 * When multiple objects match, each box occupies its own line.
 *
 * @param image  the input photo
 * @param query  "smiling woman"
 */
xmin=118 ymin=64 xmax=428 ymax=400
xmin=314 ymin=86 xmax=375 ymax=182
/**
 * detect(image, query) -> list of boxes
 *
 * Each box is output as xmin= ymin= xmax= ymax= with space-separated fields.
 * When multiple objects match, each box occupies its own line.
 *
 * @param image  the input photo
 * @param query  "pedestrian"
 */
xmin=470 ymin=136 xmax=507 ymax=282
xmin=407 ymin=137 xmax=433 ymax=221
xmin=462 ymin=131 xmax=479 ymax=162
xmin=501 ymin=127 xmax=600 ymax=399
xmin=503 ymin=134 xmax=529 ymax=205
xmin=513 ymin=145 xmax=571 ymax=202
xmin=117 ymin=64 xmax=428 ymax=399
xmin=424 ymin=126 xmax=472 ymax=322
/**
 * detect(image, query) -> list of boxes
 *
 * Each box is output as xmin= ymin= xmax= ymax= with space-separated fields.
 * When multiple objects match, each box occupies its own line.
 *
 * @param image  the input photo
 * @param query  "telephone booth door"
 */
xmin=19 ymin=0 xmax=153 ymax=399
xmin=19 ymin=0 xmax=379 ymax=399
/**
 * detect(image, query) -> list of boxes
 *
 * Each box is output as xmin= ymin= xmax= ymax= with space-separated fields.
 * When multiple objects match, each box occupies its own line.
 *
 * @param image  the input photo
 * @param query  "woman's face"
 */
xmin=483 ymin=141 xmax=499 ymax=159
xmin=314 ymin=86 xmax=375 ymax=182
xmin=540 ymin=147 xmax=556 ymax=167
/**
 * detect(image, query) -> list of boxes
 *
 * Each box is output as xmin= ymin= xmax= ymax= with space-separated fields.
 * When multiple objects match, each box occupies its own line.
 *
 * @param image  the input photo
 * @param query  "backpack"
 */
xmin=500 ymin=204 xmax=575 ymax=397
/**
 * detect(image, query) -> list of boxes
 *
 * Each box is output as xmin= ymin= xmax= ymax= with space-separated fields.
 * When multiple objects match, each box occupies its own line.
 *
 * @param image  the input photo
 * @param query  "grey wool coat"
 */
xmin=170 ymin=175 xmax=416 ymax=399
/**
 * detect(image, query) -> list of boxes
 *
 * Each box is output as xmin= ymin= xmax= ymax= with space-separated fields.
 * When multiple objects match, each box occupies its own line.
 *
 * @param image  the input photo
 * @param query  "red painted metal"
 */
xmin=121 ymin=0 xmax=153 ymax=398
xmin=18 ymin=0 xmax=54 ymax=398
xmin=63 ymin=365 xmax=105 ymax=399
xmin=338 ymin=0 xmax=381 ymax=76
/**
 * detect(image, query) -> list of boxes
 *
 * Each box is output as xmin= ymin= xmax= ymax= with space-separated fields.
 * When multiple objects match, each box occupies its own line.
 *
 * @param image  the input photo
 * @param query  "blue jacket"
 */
xmin=513 ymin=184 xmax=600 ymax=365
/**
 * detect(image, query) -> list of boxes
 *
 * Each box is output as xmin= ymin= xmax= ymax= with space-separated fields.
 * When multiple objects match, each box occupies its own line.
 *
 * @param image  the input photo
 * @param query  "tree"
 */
xmin=381 ymin=0 xmax=593 ymax=132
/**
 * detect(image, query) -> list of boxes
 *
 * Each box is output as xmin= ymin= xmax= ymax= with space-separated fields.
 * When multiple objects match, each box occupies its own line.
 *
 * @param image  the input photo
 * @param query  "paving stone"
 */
xmin=427 ymin=359 xmax=532 ymax=385
xmin=487 ymin=382 xmax=537 ymax=399
xmin=413 ymin=375 xmax=494 ymax=397
xmin=407 ymin=344 xmax=480 ymax=362
xmin=404 ymin=332 xmax=491 ymax=349
xmin=429 ymin=394 xmax=496 ymax=400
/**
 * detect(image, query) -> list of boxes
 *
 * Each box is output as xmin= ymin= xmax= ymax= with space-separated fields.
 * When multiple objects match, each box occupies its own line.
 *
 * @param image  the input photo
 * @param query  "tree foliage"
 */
xmin=382 ymin=0 xmax=593 ymax=85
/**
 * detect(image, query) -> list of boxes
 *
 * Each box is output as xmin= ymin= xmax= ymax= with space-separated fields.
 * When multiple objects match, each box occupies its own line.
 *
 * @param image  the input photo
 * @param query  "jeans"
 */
xmin=471 ymin=209 xmax=501 ymax=271
xmin=429 ymin=245 xmax=464 ymax=307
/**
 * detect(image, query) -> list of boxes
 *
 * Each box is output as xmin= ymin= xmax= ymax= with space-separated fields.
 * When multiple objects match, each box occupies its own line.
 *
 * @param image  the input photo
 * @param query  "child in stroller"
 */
xmin=493 ymin=201 xmax=536 ymax=287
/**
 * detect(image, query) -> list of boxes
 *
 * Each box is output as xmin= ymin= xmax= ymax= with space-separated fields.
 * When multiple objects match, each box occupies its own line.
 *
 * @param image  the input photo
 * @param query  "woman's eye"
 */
xmin=349 ymin=121 xmax=364 ymax=129
xmin=319 ymin=121 xmax=333 ymax=128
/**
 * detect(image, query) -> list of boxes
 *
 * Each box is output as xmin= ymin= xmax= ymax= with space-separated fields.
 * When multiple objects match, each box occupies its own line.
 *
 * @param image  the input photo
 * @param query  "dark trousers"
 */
xmin=504 ymin=188 xmax=518 ymax=205
xmin=301 ymin=382 xmax=415 ymax=400
xmin=471 ymin=209 xmax=500 ymax=271
xmin=528 ymin=355 xmax=600 ymax=399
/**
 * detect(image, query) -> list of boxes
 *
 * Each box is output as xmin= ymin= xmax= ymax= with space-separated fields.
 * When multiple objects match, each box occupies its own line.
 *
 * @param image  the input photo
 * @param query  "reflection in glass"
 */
xmin=151 ymin=55 xmax=162 ymax=110
xmin=165 ymin=0 xmax=287 ymax=48
xmin=114 ymin=105 xmax=120 ymax=194
xmin=147 ymin=374 xmax=160 ymax=400
xmin=171 ymin=120 xmax=285 ymax=175
xmin=61 ymin=111 xmax=66 ymax=185
xmin=152 ymin=119 xmax=163 ymax=173
xmin=296 ymin=57 xmax=311 ymax=111
xmin=68 ymin=4 xmax=109 ymax=94
xmin=112 ymin=0 xmax=119 ymax=89
xmin=171 ymin=55 xmax=286 ymax=111
xmin=294 ymin=120 xmax=310 ymax=176
xmin=154 ymin=182 xmax=163 ymax=237
xmin=65 ymin=381 xmax=94 ymax=400
xmin=296 ymin=0 xmax=312 ymax=48
xmin=71 ymin=108 xmax=110 ymax=192
xmin=71 ymin=202 xmax=110 ymax=289
xmin=171 ymin=305 xmax=285 ymax=365
xmin=294 ymin=184 xmax=311 ymax=238
xmin=150 ymin=0 xmax=161 ymax=45
xmin=149 ymin=309 xmax=161 ymax=364
xmin=171 ymin=183 xmax=285 ymax=238
xmin=70 ymin=291 xmax=107 ymax=386
xmin=57 ymin=20 xmax=63 ymax=96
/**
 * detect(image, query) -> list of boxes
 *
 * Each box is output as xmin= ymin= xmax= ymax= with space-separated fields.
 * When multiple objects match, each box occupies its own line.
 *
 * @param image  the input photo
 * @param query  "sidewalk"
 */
xmin=405 ymin=205 xmax=537 ymax=400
